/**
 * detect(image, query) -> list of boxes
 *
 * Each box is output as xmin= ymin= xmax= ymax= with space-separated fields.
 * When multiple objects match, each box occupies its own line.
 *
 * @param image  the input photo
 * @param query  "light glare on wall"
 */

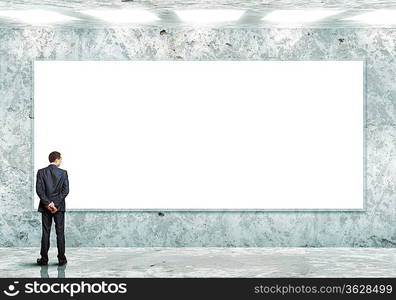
xmin=80 ymin=9 xmax=160 ymax=23
xmin=261 ymin=9 xmax=344 ymax=23
xmin=0 ymin=9 xmax=79 ymax=24
xmin=174 ymin=9 xmax=245 ymax=23
xmin=342 ymin=9 xmax=396 ymax=24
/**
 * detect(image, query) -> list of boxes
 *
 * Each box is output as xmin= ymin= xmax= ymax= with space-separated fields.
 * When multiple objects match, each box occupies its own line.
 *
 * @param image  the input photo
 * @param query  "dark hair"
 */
xmin=49 ymin=151 xmax=61 ymax=163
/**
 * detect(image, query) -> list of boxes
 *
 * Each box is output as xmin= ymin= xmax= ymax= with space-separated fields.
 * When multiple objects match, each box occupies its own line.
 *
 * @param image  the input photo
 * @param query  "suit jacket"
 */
xmin=36 ymin=164 xmax=69 ymax=212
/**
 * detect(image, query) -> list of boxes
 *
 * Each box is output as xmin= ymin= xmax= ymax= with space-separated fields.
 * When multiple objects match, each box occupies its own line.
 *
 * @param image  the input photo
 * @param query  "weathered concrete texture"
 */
xmin=0 ymin=25 xmax=395 ymax=247
xmin=0 ymin=3 xmax=395 ymax=248
xmin=0 ymin=247 xmax=395 ymax=277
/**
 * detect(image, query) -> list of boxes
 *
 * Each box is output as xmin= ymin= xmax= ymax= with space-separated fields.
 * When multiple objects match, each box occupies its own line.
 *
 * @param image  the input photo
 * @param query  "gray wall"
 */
xmin=0 ymin=26 xmax=395 ymax=247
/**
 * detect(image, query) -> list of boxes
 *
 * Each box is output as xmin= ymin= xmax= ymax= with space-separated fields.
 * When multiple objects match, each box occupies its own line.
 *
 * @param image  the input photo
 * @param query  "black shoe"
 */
xmin=58 ymin=259 xmax=67 ymax=266
xmin=37 ymin=258 xmax=48 ymax=265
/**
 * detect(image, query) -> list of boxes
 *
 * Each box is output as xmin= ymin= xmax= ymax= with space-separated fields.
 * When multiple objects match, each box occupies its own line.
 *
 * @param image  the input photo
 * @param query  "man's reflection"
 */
xmin=40 ymin=264 xmax=66 ymax=278
xmin=57 ymin=264 xmax=66 ymax=278
xmin=40 ymin=265 xmax=49 ymax=278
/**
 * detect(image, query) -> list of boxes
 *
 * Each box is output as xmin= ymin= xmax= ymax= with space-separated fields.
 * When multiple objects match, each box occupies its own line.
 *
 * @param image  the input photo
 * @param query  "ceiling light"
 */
xmin=261 ymin=9 xmax=343 ymax=23
xmin=343 ymin=10 xmax=396 ymax=24
xmin=175 ymin=9 xmax=245 ymax=23
xmin=0 ymin=9 xmax=79 ymax=24
xmin=80 ymin=9 xmax=160 ymax=23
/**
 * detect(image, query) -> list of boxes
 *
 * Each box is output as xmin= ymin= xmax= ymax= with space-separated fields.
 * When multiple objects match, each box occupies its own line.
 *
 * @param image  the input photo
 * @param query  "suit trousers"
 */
xmin=40 ymin=209 xmax=66 ymax=262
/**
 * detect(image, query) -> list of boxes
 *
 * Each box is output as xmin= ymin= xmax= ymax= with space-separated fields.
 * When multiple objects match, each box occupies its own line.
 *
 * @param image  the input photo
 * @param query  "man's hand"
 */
xmin=45 ymin=202 xmax=58 ymax=214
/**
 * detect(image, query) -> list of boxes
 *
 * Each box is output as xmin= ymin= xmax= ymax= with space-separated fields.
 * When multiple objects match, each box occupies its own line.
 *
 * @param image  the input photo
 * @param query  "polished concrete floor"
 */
xmin=0 ymin=247 xmax=395 ymax=278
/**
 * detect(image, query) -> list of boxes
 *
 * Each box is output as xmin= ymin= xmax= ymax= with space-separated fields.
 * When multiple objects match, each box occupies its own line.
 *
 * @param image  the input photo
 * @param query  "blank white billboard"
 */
xmin=33 ymin=60 xmax=364 ymax=210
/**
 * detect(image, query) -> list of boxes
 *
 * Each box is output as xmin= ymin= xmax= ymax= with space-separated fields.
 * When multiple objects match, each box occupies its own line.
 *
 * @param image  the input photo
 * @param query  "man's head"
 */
xmin=49 ymin=151 xmax=62 ymax=167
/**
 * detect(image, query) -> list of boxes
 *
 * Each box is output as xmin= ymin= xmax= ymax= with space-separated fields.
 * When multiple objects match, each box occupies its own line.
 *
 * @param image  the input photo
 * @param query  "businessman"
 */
xmin=36 ymin=151 xmax=69 ymax=266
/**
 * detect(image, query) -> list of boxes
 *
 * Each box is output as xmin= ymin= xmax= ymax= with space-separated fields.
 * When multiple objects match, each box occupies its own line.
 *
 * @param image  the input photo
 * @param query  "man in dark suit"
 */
xmin=36 ymin=151 xmax=69 ymax=266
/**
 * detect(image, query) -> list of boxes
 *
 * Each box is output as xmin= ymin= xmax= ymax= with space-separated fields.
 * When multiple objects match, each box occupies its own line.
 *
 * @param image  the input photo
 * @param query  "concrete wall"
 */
xmin=0 ymin=26 xmax=395 ymax=247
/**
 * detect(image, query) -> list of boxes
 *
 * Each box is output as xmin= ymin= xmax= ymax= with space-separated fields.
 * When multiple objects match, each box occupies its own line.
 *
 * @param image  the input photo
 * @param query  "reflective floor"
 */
xmin=0 ymin=247 xmax=395 ymax=278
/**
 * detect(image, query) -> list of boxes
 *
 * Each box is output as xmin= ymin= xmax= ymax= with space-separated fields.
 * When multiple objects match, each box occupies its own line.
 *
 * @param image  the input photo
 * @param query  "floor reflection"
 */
xmin=40 ymin=265 xmax=66 ymax=278
xmin=58 ymin=265 xmax=66 ymax=278
xmin=39 ymin=265 xmax=48 ymax=278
